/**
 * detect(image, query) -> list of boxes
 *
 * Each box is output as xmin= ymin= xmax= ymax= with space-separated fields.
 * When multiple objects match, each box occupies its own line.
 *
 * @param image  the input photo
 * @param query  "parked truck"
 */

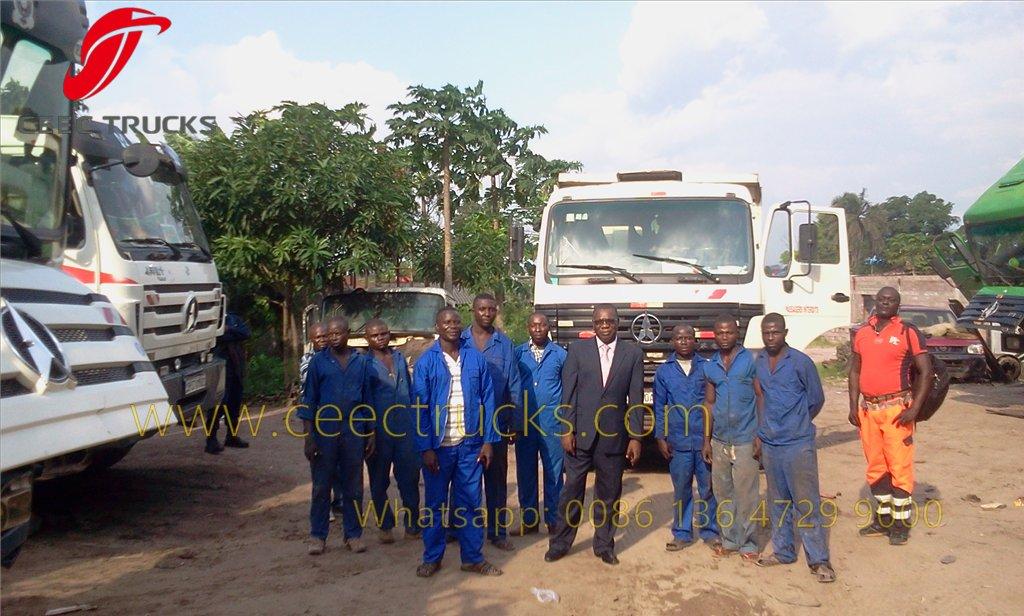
xmin=64 ymin=119 xmax=226 ymax=424
xmin=1 ymin=0 xmax=171 ymax=566
xmin=533 ymin=170 xmax=852 ymax=404
xmin=931 ymin=158 xmax=1024 ymax=380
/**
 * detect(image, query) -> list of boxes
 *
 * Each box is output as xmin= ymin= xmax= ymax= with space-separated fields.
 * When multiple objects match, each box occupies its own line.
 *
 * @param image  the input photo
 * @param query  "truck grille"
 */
xmin=1 ymin=378 xmax=30 ymax=397
xmin=50 ymin=327 xmax=116 ymax=343
xmin=140 ymin=283 xmax=222 ymax=337
xmin=1 ymin=288 xmax=105 ymax=305
xmin=535 ymin=302 xmax=764 ymax=382
xmin=957 ymin=294 xmax=1024 ymax=334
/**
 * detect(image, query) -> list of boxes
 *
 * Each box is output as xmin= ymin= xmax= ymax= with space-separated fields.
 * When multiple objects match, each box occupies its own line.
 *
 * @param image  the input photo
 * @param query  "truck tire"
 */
xmin=87 ymin=443 xmax=136 ymax=472
xmin=997 ymin=355 xmax=1022 ymax=382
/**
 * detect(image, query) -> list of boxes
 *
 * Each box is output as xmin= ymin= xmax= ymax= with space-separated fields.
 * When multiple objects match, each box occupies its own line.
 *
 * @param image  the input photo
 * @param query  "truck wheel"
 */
xmin=87 ymin=443 xmax=136 ymax=472
xmin=997 ymin=356 xmax=1022 ymax=382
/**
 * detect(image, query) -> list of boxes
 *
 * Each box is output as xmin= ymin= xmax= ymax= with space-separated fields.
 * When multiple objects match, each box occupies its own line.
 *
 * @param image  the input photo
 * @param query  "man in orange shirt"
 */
xmin=848 ymin=287 xmax=932 ymax=545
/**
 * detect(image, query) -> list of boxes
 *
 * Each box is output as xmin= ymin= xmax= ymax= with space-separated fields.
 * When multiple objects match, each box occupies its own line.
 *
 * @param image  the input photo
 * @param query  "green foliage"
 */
xmin=883 ymin=233 xmax=933 ymax=274
xmin=171 ymin=101 xmax=416 ymax=371
xmin=246 ymin=353 xmax=286 ymax=400
xmin=831 ymin=189 xmax=958 ymax=274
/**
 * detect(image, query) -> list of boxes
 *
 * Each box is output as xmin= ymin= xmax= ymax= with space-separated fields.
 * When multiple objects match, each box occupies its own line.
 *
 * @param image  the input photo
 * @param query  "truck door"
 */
xmin=760 ymin=201 xmax=851 ymax=350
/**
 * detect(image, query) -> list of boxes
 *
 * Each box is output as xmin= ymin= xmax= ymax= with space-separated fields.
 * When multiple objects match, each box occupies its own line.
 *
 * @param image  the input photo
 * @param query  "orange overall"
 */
xmin=853 ymin=316 xmax=926 ymax=518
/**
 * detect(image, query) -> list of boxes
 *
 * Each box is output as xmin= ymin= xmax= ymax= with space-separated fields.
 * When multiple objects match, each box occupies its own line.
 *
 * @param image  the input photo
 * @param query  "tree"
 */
xmin=172 ymin=102 xmax=415 ymax=376
xmin=877 ymin=192 xmax=958 ymax=237
xmin=387 ymin=82 xmax=487 ymax=293
xmin=883 ymin=233 xmax=933 ymax=274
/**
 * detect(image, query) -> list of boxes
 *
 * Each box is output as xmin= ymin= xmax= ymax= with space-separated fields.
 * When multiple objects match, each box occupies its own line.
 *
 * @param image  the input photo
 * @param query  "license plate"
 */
xmin=184 ymin=372 xmax=206 ymax=396
xmin=643 ymin=390 xmax=653 ymax=405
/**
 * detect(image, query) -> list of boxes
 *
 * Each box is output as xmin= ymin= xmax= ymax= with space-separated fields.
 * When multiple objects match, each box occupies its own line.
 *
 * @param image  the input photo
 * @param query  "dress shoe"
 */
xmin=544 ymin=548 xmax=566 ymax=562
xmin=597 ymin=551 xmax=619 ymax=565
xmin=204 ymin=438 xmax=223 ymax=455
xmin=224 ymin=435 xmax=249 ymax=448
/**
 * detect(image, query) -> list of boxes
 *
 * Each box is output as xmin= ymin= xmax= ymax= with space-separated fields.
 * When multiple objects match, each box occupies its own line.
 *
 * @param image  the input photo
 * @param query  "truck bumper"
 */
xmin=934 ymin=354 xmax=987 ymax=381
xmin=161 ymin=358 xmax=226 ymax=422
xmin=1 ymin=471 xmax=33 ymax=568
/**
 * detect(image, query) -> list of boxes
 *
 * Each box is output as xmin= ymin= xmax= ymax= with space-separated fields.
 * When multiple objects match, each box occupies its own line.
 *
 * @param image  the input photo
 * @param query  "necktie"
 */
xmin=601 ymin=344 xmax=612 ymax=386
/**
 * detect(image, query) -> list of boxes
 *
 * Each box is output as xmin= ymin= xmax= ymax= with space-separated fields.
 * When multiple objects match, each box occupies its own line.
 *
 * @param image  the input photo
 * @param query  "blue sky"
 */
xmin=84 ymin=1 xmax=1024 ymax=217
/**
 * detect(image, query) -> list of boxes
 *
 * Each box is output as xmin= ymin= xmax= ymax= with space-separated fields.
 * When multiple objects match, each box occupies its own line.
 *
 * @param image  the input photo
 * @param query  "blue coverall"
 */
xmin=653 ymin=353 xmax=719 ymax=543
xmin=513 ymin=341 xmax=567 ymax=529
xmin=414 ymin=342 xmax=499 ymax=565
xmin=460 ymin=327 xmax=522 ymax=542
xmin=300 ymin=349 xmax=371 ymax=542
xmin=365 ymin=348 xmax=421 ymax=534
xmin=755 ymin=346 xmax=830 ymax=566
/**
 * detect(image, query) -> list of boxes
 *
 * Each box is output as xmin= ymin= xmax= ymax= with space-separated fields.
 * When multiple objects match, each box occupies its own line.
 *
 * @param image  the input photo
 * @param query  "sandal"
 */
xmin=665 ymin=539 xmax=692 ymax=552
xmin=811 ymin=562 xmax=837 ymax=583
xmin=416 ymin=562 xmax=442 ymax=578
xmin=740 ymin=552 xmax=761 ymax=563
xmin=711 ymin=545 xmax=737 ymax=557
xmin=756 ymin=554 xmax=791 ymax=567
xmin=460 ymin=561 xmax=503 ymax=576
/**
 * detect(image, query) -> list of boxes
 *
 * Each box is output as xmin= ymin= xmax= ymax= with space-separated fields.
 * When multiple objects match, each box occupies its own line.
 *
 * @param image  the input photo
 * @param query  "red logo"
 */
xmin=63 ymin=7 xmax=171 ymax=101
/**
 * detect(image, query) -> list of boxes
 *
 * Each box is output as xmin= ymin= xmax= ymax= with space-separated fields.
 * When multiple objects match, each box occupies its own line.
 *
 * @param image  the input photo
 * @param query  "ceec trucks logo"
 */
xmin=63 ymin=7 xmax=171 ymax=101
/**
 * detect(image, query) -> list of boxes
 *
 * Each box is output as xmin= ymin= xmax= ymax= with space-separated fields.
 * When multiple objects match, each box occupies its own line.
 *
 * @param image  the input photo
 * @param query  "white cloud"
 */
xmin=536 ymin=2 xmax=1024 ymax=215
xmin=85 ymin=31 xmax=407 ymax=134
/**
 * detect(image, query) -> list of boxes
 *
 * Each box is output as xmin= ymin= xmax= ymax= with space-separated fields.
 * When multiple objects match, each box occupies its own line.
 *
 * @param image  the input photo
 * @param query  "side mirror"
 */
xmin=929 ymin=256 xmax=953 ymax=280
xmin=121 ymin=143 xmax=162 ymax=177
xmin=510 ymin=224 xmax=525 ymax=263
xmin=798 ymin=223 xmax=817 ymax=264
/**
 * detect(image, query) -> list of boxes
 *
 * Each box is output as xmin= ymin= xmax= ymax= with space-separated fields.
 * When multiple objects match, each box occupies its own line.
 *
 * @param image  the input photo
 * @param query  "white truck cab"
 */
xmin=1 ymin=0 xmax=171 ymax=566
xmin=65 ymin=119 xmax=226 ymax=421
xmin=534 ymin=170 xmax=851 ymax=402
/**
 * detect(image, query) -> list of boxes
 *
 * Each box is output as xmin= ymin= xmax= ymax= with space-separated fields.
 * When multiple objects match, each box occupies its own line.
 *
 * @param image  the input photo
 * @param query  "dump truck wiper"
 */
xmin=631 ymin=254 xmax=720 ymax=283
xmin=558 ymin=263 xmax=642 ymax=283
xmin=120 ymin=237 xmax=182 ymax=260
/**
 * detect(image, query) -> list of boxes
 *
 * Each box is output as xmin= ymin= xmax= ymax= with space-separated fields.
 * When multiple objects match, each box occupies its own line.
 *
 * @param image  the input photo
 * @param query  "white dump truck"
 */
xmin=1 ymin=0 xmax=171 ymax=566
xmin=533 ymin=170 xmax=852 ymax=403
xmin=65 ymin=119 xmax=226 ymax=422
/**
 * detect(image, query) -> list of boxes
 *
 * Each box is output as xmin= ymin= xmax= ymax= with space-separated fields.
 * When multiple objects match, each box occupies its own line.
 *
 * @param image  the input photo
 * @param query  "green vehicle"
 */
xmin=932 ymin=158 xmax=1023 ymax=380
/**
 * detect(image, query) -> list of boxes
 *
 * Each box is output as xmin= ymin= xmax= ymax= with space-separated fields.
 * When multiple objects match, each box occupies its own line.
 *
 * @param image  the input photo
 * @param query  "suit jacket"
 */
xmin=561 ymin=337 xmax=644 ymax=454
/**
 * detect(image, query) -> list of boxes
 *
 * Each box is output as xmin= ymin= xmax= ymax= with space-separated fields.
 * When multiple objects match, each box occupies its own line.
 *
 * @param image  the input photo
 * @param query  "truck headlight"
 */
xmin=967 ymin=343 xmax=984 ymax=355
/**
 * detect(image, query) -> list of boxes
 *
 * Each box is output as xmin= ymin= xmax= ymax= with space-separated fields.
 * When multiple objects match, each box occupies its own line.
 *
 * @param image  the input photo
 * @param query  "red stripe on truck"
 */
xmin=61 ymin=264 xmax=137 ymax=285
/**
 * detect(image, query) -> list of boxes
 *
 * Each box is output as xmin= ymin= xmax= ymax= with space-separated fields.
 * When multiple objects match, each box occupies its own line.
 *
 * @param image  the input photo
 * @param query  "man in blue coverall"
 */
xmin=415 ymin=307 xmax=503 ymax=578
xmin=206 ymin=310 xmax=251 ymax=454
xmin=753 ymin=313 xmax=836 ymax=583
xmin=514 ymin=312 xmax=567 ymax=535
xmin=654 ymin=325 xmax=719 ymax=551
xmin=300 ymin=316 xmax=374 ymax=556
xmin=461 ymin=293 xmax=522 ymax=551
xmin=363 ymin=318 xmax=421 ymax=543
xmin=702 ymin=314 xmax=763 ymax=561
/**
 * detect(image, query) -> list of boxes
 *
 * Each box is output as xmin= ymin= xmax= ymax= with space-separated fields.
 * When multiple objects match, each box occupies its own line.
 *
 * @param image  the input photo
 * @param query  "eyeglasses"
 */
xmin=593 ymin=318 xmax=617 ymax=326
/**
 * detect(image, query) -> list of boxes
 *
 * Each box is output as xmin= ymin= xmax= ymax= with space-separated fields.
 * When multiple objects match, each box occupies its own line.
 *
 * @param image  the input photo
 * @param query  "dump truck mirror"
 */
xmin=121 ymin=143 xmax=162 ymax=178
xmin=510 ymin=224 xmax=525 ymax=263
xmin=798 ymin=223 xmax=817 ymax=264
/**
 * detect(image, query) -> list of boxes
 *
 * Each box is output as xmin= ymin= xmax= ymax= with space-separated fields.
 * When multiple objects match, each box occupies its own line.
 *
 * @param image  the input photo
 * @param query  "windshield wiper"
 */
xmin=1 ymin=211 xmax=44 ymax=259
xmin=120 ymin=237 xmax=182 ymax=260
xmin=558 ymin=263 xmax=642 ymax=283
xmin=171 ymin=241 xmax=212 ymax=261
xmin=631 ymin=254 xmax=720 ymax=283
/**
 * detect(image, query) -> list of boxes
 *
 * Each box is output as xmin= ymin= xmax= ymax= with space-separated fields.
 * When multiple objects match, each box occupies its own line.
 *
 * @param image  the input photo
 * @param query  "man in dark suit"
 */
xmin=545 ymin=304 xmax=644 ymax=565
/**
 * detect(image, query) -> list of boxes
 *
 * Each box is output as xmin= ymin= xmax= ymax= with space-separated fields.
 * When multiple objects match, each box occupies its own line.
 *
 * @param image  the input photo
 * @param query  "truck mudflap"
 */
xmin=1 ymin=471 xmax=33 ymax=568
xmin=160 ymin=357 xmax=226 ymax=424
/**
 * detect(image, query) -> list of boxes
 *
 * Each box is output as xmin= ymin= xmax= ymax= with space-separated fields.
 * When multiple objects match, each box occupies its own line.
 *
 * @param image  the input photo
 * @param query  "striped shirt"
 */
xmin=440 ymin=351 xmax=466 ymax=446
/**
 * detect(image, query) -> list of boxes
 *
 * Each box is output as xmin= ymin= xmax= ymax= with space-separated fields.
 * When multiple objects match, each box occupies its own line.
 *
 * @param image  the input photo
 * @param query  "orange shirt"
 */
xmin=852 ymin=315 xmax=927 ymax=398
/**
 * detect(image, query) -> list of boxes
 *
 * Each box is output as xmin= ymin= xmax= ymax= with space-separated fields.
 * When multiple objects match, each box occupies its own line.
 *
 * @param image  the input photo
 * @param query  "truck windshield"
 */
xmin=90 ymin=163 xmax=212 ymax=261
xmin=965 ymin=217 xmax=1024 ymax=285
xmin=545 ymin=198 xmax=754 ymax=282
xmin=0 ymin=26 xmax=71 ymax=260
xmin=322 ymin=292 xmax=445 ymax=334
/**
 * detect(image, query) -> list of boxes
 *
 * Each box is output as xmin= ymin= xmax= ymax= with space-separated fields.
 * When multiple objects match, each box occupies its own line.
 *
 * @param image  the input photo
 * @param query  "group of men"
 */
xmin=296 ymin=286 xmax=929 ymax=584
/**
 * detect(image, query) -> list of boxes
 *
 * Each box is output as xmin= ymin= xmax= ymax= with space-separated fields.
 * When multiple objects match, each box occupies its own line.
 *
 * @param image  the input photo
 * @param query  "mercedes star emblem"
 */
xmin=183 ymin=295 xmax=200 ymax=333
xmin=631 ymin=312 xmax=662 ymax=345
xmin=979 ymin=301 xmax=1000 ymax=320
xmin=1 ymin=300 xmax=75 ymax=393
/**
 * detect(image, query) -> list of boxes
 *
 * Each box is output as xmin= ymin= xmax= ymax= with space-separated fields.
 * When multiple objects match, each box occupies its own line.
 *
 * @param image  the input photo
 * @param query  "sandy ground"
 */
xmin=2 ymin=380 xmax=1022 ymax=616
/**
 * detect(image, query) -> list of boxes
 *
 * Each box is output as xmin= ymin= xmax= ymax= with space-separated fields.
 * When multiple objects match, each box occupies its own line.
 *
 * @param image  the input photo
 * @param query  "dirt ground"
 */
xmin=2 ymin=380 xmax=1022 ymax=616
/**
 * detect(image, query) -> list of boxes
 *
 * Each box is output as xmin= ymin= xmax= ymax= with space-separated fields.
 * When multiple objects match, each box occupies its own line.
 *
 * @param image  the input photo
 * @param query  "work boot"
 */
xmin=308 ymin=538 xmax=326 ymax=555
xmin=858 ymin=511 xmax=892 ymax=537
xmin=224 ymin=435 xmax=249 ymax=448
xmin=345 ymin=537 xmax=367 ymax=553
xmin=888 ymin=523 xmax=910 ymax=545
xmin=889 ymin=500 xmax=911 ymax=545
xmin=378 ymin=529 xmax=395 ymax=544
xmin=205 ymin=437 xmax=224 ymax=455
